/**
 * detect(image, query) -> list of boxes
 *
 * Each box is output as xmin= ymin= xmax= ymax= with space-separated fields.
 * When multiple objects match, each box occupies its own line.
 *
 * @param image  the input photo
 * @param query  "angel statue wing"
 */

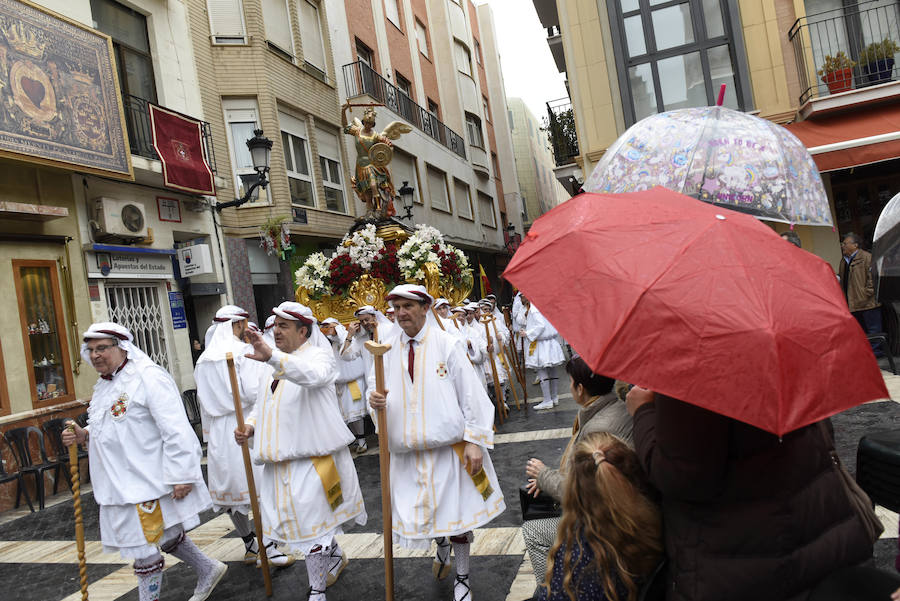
xmin=381 ymin=121 xmax=413 ymax=140
xmin=352 ymin=117 xmax=363 ymax=129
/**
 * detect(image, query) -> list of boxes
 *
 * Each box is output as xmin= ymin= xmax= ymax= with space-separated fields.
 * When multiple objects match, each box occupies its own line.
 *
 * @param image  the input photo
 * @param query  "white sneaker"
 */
xmin=256 ymin=542 xmax=295 ymax=568
xmin=552 ymin=398 xmax=559 ymax=407
xmin=188 ymin=561 xmax=227 ymax=601
xmin=534 ymin=400 xmax=554 ymax=410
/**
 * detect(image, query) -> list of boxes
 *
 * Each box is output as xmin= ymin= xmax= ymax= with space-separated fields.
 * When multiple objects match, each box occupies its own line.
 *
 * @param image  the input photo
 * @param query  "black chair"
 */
xmin=857 ymin=429 xmax=900 ymax=513
xmin=41 ymin=418 xmax=90 ymax=489
xmin=74 ymin=412 xmax=89 ymax=428
xmin=4 ymin=426 xmax=64 ymax=510
xmin=867 ymin=333 xmax=897 ymax=374
xmin=0 ymin=436 xmax=34 ymax=512
xmin=182 ymin=389 xmax=202 ymax=441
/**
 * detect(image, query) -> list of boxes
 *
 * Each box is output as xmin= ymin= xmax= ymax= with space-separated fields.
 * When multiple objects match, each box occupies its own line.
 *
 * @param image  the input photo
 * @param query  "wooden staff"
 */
xmin=430 ymin=307 xmax=446 ymax=331
xmin=364 ymin=339 xmax=394 ymax=601
xmin=226 ymin=353 xmax=273 ymax=596
xmin=66 ymin=425 xmax=88 ymax=601
xmin=503 ymin=308 xmax=528 ymax=410
xmin=490 ymin=317 xmax=522 ymax=411
xmin=481 ymin=316 xmax=507 ymax=424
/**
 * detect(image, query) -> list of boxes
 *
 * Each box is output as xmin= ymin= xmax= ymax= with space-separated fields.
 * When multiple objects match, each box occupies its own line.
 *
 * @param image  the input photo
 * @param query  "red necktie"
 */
xmin=408 ymin=340 xmax=415 ymax=382
xmin=270 ymin=379 xmax=279 ymax=393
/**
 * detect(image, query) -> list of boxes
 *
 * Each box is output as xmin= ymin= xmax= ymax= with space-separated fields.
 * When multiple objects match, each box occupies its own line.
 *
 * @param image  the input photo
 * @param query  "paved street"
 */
xmin=2 ymin=375 xmax=900 ymax=601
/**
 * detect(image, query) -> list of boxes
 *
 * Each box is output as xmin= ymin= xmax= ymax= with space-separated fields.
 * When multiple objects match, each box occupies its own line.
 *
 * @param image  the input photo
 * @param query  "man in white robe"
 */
xmin=478 ymin=298 xmax=511 ymax=408
xmin=236 ymin=302 xmax=366 ymax=601
xmin=519 ymin=297 xmax=566 ymax=409
xmin=63 ymin=323 xmax=225 ymax=601
xmin=368 ymin=285 xmax=505 ymax=601
xmin=194 ymin=305 xmax=293 ymax=568
xmin=321 ymin=317 xmax=368 ymax=454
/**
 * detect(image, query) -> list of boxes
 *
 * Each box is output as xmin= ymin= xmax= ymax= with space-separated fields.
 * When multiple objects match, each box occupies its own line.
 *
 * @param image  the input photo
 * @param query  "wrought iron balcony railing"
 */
xmin=123 ymin=94 xmax=217 ymax=173
xmin=342 ymin=61 xmax=467 ymax=160
xmin=546 ymin=98 xmax=579 ymax=167
xmin=789 ymin=1 xmax=900 ymax=104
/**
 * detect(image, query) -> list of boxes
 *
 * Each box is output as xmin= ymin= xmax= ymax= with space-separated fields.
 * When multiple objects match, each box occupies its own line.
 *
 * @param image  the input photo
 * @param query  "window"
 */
xmin=491 ymin=152 xmax=501 ymax=181
xmin=428 ymin=98 xmax=440 ymax=117
xmin=280 ymin=111 xmax=316 ymax=207
xmin=105 ymin=284 xmax=171 ymax=371
xmin=316 ymin=127 xmax=346 ymax=213
xmin=611 ymin=0 xmax=748 ymax=124
xmin=482 ymin=95 xmax=491 ymax=122
xmin=474 ymin=38 xmax=482 ymax=65
xmin=416 ymin=19 xmax=429 ymax=58
xmin=91 ymin=0 xmax=156 ymax=101
xmin=478 ymin=192 xmax=496 ymax=228
xmin=13 ymin=260 xmax=75 ymax=406
xmin=396 ymin=73 xmax=413 ymax=98
xmin=454 ymin=40 xmax=472 ymax=76
xmin=427 ymin=164 xmax=451 ymax=212
xmin=384 ymin=0 xmax=401 ymax=29
xmin=454 ymin=178 xmax=473 ymax=219
xmin=224 ymin=100 xmax=266 ymax=203
xmin=393 ymin=149 xmax=421 ymax=204
xmin=262 ymin=0 xmax=294 ymax=58
xmin=207 ymin=0 xmax=246 ymax=44
xmin=300 ymin=0 xmax=326 ymax=72
xmin=356 ymin=39 xmax=375 ymax=67
xmin=465 ymin=113 xmax=484 ymax=148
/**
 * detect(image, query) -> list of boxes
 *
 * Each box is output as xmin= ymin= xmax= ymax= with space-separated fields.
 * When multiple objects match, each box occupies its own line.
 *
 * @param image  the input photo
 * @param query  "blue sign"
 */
xmin=169 ymin=291 xmax=187 ymax=329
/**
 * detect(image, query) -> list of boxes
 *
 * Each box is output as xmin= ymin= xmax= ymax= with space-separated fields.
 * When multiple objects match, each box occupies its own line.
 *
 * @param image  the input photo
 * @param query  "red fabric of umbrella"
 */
xmin=504 ymin=188 xmax=888 ymax=435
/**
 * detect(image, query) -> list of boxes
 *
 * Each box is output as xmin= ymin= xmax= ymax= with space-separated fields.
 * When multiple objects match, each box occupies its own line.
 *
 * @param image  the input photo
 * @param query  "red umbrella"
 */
xmin=504 ymin=188 xmax=889 ymax=436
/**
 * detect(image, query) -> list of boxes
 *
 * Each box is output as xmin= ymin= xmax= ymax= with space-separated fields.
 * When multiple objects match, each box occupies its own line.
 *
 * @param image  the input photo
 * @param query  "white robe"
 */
xmin=246 ymin=343 xmax=366 ymax=554
xmin=86 ymin=359 xmax=211 ymax=559
xmin=367 ymin=324 xmax=505 ymax=549
xmin=194 ymin=337 xmax=268 ymax=513
xmin=523 ymin=305 xmax=566 ymax=369
xmin=330 ymin=334 xmax=368 ymax=423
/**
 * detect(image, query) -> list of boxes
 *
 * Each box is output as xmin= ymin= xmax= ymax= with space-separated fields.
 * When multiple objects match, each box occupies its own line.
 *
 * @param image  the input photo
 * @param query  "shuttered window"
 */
xmin=427 ymin=165 xmax=450 ymax=212
xmin=262 ymin=0 xmax=294 ymax=57
xmin=454 ymin=178 xmax=473 ymax=219
xmin=478 ymin=192 xmax=496 ymax=227
xmin=300 ymin=0 xmax=326 ymax=70
xmin=207 ymin=0 xmax=246 ymax=44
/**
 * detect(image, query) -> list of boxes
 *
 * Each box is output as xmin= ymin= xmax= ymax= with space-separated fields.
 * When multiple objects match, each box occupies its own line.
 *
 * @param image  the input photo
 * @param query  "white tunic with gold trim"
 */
xmin=246 ymin=343 xmax=366 ymax=555
xmin=523 ymin=305 xmax=566 ymax=369
xmin=367 ymin=323 xmax=505 ymax=549
xmin=194 ymin=339 xmax=268 ymax=513
xmin=330 ymin=334 xmax=368 ymax=423
xmin=87 ymin=360 xmax=211 ymax=559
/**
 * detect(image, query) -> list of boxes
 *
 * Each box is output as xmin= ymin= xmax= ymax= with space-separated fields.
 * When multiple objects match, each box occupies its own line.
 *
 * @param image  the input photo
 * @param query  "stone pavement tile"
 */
xmin=0 ymin=562 xmax=121 ymax=601
xmin=506 ymin=555 xmax=536 ymax=601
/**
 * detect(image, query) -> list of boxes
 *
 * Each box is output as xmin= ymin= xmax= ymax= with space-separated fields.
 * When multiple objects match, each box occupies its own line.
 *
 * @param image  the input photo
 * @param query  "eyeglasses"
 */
xmin=87 ymin=343 xmax=118 ymax=355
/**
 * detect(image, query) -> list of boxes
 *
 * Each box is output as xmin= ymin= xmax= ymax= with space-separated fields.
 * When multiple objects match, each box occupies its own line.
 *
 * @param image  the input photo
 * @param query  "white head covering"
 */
xmin=81 ymin=322 xmax=155 ymax=370
xmin=204 ymin=322 xmax=217 ymax=347
xmin=354 ymin=305 xmax=377 ymax=317
xmin=272 ymin=301 xmax=330 ymax=351
xmin=197 ymin=304 xmax=250 ymax=363
xmin=320 ymin=317 xmax=347 ymax=346
xmin=386 ymin=284 xmax=434 ymax=305
xmin=264 ymin=315 xmax=275 ymax=331
xmin=352 ymin=305 xmax=396 ymax=341
xmin=248 ymin=322 xmax=260 ymax=333
xmin=434 ymin=298 xmax=450 ymax=309
xmin=386 ymin=306 xmax=395 ymax=314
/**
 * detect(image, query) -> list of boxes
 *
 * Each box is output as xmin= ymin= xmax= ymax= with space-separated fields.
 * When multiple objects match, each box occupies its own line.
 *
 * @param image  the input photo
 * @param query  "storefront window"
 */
xmin=13 ymin=260 xmax=74 ymax=405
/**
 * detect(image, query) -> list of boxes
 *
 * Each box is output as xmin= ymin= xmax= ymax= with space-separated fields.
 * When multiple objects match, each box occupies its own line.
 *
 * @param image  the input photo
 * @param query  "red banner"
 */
xmin=149 ymin=105 xmax=215 ymax=195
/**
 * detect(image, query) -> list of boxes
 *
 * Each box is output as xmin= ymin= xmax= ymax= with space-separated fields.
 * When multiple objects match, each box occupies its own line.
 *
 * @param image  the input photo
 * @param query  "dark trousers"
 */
xmin=853 ymin=307 xmax=884 ymax=356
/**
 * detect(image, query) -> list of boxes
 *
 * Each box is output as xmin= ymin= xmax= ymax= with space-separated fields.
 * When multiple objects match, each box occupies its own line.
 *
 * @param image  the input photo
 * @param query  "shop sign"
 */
xmin=177 ymin=244 xmax=213 ymax=277
xmin=87 ymin=252 xmax=173 ymax=279
xmin=169 ymin=291 xmax=186 ymax=329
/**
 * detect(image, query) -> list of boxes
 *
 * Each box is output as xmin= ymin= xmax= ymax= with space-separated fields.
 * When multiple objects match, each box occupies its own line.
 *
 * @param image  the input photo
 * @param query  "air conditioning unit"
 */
xmin=93 ymin=197 xmax=148 ymax=239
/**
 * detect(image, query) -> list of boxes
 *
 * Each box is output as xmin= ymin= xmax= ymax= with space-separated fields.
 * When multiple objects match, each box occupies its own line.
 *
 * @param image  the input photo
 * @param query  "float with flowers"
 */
xmin=295 ymin=221 xmax=474 ymax=322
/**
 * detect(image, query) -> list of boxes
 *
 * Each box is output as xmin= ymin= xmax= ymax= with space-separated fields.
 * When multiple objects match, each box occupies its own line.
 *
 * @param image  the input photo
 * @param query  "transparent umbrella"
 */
xmin=873 ymin=192 xmax=900 ymax=300
xmin=583 ymin=105 xmax=832 ymax=226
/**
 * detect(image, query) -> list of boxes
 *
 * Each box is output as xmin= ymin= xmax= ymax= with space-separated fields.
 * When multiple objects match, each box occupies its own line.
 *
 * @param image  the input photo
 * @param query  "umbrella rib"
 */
xmin=684 ymin=107 xmax=716 ymax=197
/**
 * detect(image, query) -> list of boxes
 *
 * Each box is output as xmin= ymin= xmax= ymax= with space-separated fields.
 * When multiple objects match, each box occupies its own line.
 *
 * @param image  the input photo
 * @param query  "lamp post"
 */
xmin=504 ymin=223 xmax=522 ymax=253
xmin=397 ymin=181 xmax=415 ymax=221
xmin=215 ymin=129 xmax=273 ymax=211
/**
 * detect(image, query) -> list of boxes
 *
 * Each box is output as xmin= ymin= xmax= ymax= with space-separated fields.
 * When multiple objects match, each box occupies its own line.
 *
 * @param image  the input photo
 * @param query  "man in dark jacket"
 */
xmin=840 ymin=232 xmax=883 ymax=355
xmin=626 ymin=388 xmax=873 ymax=601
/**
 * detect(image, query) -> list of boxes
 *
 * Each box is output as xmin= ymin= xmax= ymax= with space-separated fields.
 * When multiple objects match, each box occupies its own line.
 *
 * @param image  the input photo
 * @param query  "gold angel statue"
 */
xmin=342 ymin=103 xmax=413 ymax=220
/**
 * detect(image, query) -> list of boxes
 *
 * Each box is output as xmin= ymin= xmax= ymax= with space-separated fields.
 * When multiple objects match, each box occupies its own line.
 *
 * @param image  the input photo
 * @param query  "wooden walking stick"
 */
xmin=66 ymin=424 xmax=88 ymax=601
xmin=503 ymin=308 xmax=528 ymax=409
xmin=364 ymin=339 xmax=395 ymax=601
xmin=430 ymin=307 xmax=446 ymax=331
xmin=226 ymin=353 xmax=273 ymax=597
xmin=481 ymin=316 xmax=507 ymax=424
xmin=490 ymin=318 xmax=522 ymax=411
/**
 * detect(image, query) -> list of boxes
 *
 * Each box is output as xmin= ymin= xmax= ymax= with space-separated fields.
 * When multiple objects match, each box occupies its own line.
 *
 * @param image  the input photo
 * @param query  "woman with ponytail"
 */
xmin=536 ymin=432 xmax=662 ymax=601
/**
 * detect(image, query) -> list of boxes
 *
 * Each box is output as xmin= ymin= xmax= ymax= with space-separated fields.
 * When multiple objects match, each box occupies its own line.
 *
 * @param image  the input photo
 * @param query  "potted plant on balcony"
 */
xmin=818 ymin=51 xmax=856 ymax=94
xmin=860 ymin=37 xmax=899 ymax=85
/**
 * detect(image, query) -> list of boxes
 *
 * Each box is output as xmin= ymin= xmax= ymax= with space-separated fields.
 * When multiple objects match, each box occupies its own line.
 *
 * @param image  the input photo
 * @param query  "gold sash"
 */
xmin=347 ymin=381 xmax=362 ymax=401
xmin=528 ymin=341 xmax=538 ymax=355
xmin=311 ymin=455 xmax=344 ymax=511
xmin=451 ymin=442 xmax=494 ymax=501
xmin=137 ymin=500 xmax=164 ymax=544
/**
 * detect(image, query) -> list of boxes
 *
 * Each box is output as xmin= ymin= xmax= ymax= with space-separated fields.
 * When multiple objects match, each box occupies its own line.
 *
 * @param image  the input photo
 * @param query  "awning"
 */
xmin=784 ymin=103 xmax=900 ymax=172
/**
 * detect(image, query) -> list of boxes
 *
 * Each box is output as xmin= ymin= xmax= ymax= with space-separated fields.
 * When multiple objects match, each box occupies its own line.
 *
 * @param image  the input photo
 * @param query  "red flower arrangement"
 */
xmin=329 ymin=253 xmax=363 ymax=294
xmin=370 ymin=242 xmax=401 ymax=285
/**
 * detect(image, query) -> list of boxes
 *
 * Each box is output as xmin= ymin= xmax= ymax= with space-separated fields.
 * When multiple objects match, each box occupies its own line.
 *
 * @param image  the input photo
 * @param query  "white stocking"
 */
xmin=134 ymin=553 xmax=164 ymax=601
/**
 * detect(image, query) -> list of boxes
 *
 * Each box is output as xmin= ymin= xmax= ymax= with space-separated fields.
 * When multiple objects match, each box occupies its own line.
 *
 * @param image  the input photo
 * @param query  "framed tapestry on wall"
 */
xmin=0 ymin=0 xmax=132 ymax=179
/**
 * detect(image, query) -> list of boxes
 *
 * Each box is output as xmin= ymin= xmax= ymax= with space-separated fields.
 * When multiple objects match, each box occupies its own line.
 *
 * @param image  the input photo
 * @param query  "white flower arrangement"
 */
xmin=295 ymin=252 xmax=333 ymax=296
xmin=398 ymin=224 xmax=463 ymax=281
xmin=335 ymin=224 xmax=385 ymax=270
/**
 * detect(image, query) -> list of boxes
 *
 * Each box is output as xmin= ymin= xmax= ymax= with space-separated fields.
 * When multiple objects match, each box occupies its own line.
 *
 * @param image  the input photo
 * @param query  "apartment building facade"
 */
xmin=508 ymin=97 xmax=569 ymax=226
xmin=327 ymin=0 xmax=524 ymax=294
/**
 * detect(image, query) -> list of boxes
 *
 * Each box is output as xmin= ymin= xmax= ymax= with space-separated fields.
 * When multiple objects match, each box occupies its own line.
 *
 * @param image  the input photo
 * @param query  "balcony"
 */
xmin=546 ymin=98 xmax=579 ymax=167
xmin=342 ymin=61 xmax=467 ymax=160
xmin=123 ymin=94 xmax=217 ymax=173
xmin=547 ymin=26 xmax=565 ymax=74
xmin=790 ymin=2 xmax=900 ymax=107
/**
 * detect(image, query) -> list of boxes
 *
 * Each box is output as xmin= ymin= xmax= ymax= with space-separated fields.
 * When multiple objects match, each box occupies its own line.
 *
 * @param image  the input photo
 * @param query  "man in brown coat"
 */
xmin=839 ymin=232 xmax=883 ymax=355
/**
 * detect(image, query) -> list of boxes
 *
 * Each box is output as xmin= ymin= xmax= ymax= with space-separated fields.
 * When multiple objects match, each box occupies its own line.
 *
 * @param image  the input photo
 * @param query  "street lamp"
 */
xmin=215 ymin=129 xmax=274 ymax=211
xmin=504 ymin=223 xmax=522 ymax=253
xmin=397 ymin=180 xmax=415 ymax=221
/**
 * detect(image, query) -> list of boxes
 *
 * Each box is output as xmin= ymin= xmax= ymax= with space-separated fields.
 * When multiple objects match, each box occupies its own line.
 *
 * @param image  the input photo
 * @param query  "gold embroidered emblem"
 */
xmin=311 ymin=455 xmax=343 ymax=511
xmin=110 ymin=393 xmax=129 ymax=419
xmin=137 ymin=500 xmax=164 ymax=544
xmin=347 ymin=380 xmax=362 ymax=401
